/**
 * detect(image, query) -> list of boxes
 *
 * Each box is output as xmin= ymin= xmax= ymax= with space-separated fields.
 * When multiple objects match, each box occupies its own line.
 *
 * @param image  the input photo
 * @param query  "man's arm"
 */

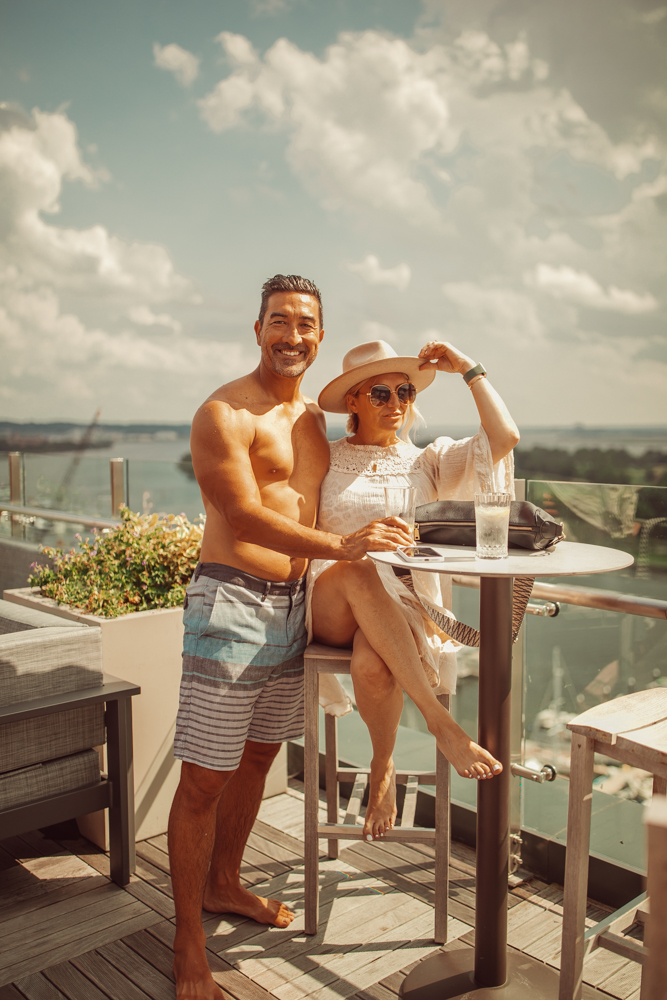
xmin=191 ymin=401 xmax=411 ymax=561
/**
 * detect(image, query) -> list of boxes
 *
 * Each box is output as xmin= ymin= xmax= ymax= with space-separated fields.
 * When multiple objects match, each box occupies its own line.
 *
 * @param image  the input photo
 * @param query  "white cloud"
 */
xmin=0 ymin=108 xmax=193 ymax=300
xmin=529 ymin=264 xmax=658 ymax=314
xmin=129 ymin=305 xmax=182 ymax=334
xmin=359 ymin=320 xmax=398 ymax=345
xmin=199 ymin=33 xmax=454 ymax=224
xmin=0 ymin=106 xmax=253 ymax=418
xmin=442 ymin=283 xmax=544 ymax=344
xmin=196 ymin=27 xmax=663 ymax=234
xmin=153 ymin=43 xmax=200 ymax=87
xmin=216 ymin=32 xmax=258 ymax=67
xmin=346 ymin=254 xmax=411 ymax=291
xmin=637 ymin=7 xmax=667 ymax=25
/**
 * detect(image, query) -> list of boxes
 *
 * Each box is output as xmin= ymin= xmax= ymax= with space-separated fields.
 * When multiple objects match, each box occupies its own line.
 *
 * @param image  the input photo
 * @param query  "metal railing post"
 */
xmin=8 ymin=452 xmax=25 ymax=539
xmin=110 ymin=458 xmax=128 ymax=516
xmin=509 ymin=478 xmax=526 ymax=872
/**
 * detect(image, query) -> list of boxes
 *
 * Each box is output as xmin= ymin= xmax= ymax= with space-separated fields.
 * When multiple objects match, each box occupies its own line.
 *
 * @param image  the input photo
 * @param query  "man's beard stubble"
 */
xmin=262 ymin=342 xmax=316 ymax=378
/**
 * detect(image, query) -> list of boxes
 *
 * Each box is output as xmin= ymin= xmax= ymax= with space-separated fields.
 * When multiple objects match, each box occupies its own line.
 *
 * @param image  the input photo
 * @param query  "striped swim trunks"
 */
xmin=174 ymin=562 xmax=307 ymax=771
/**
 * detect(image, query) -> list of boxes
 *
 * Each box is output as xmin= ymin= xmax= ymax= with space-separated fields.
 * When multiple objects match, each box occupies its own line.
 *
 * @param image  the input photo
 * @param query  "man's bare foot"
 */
xmin=363 ymin=759 xmax=397 ymax=841
xmin=173 ymin=931 xmax=226 ymax=1000
xmin=203 ymin=882 xmax=295 ymax=927
xmin=430 ymin=716 xmax=502 ymax=780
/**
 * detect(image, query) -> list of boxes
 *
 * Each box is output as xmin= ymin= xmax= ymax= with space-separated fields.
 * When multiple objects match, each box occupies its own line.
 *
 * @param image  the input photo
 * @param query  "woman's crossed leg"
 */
xmin=311 ymin=558 xmax=502 ymax=839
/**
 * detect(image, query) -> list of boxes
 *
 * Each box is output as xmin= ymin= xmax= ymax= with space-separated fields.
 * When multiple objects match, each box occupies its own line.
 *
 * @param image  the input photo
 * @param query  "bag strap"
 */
xmin=401 ymin=574 xmax=535 ymax=648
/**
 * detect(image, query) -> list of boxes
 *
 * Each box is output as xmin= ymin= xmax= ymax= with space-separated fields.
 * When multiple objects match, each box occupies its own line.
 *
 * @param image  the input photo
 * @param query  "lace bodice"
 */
xmin=317 ymin=432 xmax=511 ymax=536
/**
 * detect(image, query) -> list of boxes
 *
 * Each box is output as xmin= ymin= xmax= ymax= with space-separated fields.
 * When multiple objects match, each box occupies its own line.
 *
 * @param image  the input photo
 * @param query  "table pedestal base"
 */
xmin=402 ymin=948 xmax=566 ymax=999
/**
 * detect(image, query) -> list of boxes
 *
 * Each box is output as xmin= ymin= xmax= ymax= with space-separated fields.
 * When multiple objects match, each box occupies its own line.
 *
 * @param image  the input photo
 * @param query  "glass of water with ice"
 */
xmin=384 ymin=486 xmax=417 ymax=540
xmin=474 ymin=493 xmax=512 ymax=559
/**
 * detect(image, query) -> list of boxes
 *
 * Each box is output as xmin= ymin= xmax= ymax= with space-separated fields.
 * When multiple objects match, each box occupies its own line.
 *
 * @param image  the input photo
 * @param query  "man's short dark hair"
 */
xmin=258 ymin=274 xmax=323 ymax=328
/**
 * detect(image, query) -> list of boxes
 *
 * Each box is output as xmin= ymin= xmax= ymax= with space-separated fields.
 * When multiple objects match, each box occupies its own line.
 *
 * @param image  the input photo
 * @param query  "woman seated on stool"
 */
xmin=308 ymin=339 xmax=520 ymax=842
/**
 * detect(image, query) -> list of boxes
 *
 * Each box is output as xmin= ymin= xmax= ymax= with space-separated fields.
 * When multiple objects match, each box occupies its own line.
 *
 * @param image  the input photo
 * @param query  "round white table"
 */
xmin=368 ymin=541 xmax=634 ymax=999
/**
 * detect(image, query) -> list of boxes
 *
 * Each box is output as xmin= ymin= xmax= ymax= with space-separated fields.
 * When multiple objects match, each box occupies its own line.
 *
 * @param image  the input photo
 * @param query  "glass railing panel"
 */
xmin=523 ymin=480 xmax=667 ymax=872
xmin=1 ymin=453 xmax=113 ymax=549
xmin=23 ymin=453 xmax=112 ymax=518
xmin=127 ymin=459 xmax=204 ymax=524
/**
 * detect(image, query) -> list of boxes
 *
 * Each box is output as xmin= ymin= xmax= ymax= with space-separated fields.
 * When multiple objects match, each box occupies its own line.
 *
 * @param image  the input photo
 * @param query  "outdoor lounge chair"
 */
xmin=0 ymin=599 xmax=139 ymax=885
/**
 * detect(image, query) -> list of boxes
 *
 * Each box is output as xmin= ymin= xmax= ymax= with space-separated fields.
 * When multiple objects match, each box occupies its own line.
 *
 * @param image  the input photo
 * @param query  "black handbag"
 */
xmin=405 ymin=499 xmax=564 ymax=647
xmin=415 ymin=499 xmax=564 ymax=551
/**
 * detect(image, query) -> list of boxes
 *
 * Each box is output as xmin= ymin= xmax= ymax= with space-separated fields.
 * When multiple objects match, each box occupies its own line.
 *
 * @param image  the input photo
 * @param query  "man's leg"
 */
xmin=169 ymin=761 xmax=234 ymax=1000
xmin=204 ymin=740 xmax=295 ymax=927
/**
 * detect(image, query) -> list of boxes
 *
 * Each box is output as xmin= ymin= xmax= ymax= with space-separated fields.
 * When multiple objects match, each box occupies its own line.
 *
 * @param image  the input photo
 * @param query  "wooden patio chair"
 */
xmin=559 ymin=689 xmax=667 ymax=1000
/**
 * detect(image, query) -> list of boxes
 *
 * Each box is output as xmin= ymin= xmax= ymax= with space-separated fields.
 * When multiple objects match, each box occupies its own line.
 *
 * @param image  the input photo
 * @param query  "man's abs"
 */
xmin=198 ymin=495 xmax=310 ymax=582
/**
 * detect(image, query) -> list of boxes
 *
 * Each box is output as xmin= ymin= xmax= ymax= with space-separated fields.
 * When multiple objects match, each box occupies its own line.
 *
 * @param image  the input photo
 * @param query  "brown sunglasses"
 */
xmin=364 ymin=382 xmax=417 ymax=407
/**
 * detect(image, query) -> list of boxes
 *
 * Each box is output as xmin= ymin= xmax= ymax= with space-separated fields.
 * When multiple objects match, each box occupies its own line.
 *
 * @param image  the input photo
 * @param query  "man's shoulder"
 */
xmin=191 ymin=384 xmax=256 ymax=448
xmin=301 ymin=395 xmax=327 ymax=431
xmin=204 ymin=372 xmax=258 ymax=408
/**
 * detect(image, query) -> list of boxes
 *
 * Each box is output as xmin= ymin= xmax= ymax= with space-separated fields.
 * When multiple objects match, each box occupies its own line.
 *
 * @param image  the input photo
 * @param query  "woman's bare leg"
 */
xmin=350 ymin=628 xmax=402 ymax=841
xmin=312 ymin=559 xmax=501 ymax=780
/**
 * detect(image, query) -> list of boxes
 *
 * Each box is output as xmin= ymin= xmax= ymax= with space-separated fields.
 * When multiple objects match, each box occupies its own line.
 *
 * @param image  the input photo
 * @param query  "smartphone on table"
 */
xmin=396 ymin=545 xmax=444 ymax=563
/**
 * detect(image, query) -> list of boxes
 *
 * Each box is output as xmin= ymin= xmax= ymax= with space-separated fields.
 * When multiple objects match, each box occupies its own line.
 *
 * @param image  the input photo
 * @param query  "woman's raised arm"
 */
xmin=418 ymin=340 xmax=519 ymax=463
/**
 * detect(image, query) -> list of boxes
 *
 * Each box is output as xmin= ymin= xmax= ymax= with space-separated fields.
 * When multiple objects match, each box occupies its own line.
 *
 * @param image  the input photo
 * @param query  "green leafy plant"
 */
xmin=29 ymin=507 xmax=203 ymax=618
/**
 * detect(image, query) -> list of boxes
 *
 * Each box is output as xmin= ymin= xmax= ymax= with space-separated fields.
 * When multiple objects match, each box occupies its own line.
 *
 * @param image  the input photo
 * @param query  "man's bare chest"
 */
xmin=250 ymin=421 xmax=329 ymax=490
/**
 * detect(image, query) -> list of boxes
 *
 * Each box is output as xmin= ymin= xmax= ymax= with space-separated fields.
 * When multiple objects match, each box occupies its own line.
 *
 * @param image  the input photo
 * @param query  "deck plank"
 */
xmin=42 ymin=961 xmax=113 ymax=1000
xmin=0 ymin=870 xmax=108 ymax=924
xmin=0 ymin=986 xmax=26 ymax=1000
xmin=124 ymin=873 xmax=176 ymax=920
xmin=245 ymin=889 xmax=424 ymax=992
xmin=98 ymin=938 xmax=175 ymax=1000
xmin=72 ymin=950 xmax=152 ymax=1000
xmin=232 ymin=873 xmax=404 ymax=982
xmin=0 ymin=906 xmax=160 ymax=987
xmin=11 ymin=973 xmax=68 ymax=1000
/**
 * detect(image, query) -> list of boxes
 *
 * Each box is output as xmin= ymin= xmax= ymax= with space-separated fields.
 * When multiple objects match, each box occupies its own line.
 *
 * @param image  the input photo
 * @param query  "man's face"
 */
xmin=254 ymin=292 xmax=323 ymax=378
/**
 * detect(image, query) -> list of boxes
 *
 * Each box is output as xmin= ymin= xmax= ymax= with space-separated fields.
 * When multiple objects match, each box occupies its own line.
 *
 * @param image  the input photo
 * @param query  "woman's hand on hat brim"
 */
xmin=418 ymin=340 xmax=475 ymax=375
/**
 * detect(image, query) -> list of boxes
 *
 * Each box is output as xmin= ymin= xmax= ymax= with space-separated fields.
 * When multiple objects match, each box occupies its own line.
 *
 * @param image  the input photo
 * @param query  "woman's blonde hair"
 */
xmin=345 ymin=381 xmax=424 ymax=443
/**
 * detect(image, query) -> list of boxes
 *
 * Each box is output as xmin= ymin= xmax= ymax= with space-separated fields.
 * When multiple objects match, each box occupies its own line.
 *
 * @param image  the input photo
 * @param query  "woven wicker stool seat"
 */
xmin=559 ymin=689 xmax=667 ymax=1000
xmin=303 ymin=642 xmax=451 ymax=942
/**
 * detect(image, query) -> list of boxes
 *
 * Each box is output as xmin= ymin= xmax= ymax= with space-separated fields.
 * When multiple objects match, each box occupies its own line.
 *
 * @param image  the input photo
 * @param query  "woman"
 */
xmin=308 ymin=338 xmax=520 ymax=842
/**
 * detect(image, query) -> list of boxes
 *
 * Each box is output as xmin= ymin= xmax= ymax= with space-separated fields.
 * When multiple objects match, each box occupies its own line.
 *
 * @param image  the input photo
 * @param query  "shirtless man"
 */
xmin=168 ymin=274 xmax=412 ymax=1000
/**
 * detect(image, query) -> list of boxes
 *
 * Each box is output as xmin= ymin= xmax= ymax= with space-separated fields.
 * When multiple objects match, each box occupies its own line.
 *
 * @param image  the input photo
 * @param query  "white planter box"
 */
xmin=3 ymin=588 xmax=287 ymax=846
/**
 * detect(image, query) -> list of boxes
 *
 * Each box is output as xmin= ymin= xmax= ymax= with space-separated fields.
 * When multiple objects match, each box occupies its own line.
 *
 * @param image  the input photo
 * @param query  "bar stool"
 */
xmin=559 ymin=689 xmax=667 ymax=1000
xmin=303 ymin=642 xmax=451 ymax=942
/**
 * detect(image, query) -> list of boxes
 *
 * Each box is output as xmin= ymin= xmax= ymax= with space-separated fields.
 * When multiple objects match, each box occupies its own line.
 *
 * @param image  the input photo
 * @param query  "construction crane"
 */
xmin=54 ymin=409 xmax=102 ymax=506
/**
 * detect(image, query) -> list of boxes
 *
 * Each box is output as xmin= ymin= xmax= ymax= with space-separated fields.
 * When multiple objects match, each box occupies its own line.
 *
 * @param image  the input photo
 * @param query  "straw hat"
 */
xmin=318 ymin=341 xmax=437 ymax=414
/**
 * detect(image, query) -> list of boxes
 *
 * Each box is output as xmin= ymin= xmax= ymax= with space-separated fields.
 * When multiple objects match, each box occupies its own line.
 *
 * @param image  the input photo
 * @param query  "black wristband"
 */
xmin=463 ymin=363 xmax=486 ymax=384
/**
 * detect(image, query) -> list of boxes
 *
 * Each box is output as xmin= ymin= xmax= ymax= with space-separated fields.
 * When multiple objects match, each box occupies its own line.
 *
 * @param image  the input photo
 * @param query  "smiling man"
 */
xmin=168 ymin=274 xmax=411 ymax=1000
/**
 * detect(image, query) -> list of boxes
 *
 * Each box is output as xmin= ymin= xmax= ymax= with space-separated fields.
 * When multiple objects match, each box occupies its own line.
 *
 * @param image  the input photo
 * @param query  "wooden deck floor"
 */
xmin=0 ymin=780 xmax=643 ymax=1000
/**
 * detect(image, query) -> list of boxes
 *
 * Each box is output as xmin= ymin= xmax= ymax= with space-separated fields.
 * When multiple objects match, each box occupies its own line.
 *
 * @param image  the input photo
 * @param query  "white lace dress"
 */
xmin=307 ymin=428 xmax=513 ymax=715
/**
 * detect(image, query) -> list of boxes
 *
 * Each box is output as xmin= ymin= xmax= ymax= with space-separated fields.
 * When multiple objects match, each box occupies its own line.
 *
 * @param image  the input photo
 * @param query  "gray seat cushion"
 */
xmin=0 ymin=598 xmax=85 ymax=634
xmin=0 ymin=618 xmax=103 ymax=707
xmin=0 ymin=703 xmax=105 ymax=774
xmin=0 ymin=749 xmax=101 ymax=812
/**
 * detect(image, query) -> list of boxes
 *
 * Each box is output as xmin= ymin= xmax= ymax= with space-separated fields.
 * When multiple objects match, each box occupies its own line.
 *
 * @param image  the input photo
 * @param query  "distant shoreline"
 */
xmin=2 ymin=421 xmax=667 ymax=465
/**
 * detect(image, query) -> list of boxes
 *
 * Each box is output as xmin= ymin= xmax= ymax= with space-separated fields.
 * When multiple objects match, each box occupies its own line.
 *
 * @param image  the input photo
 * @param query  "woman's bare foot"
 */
xmin=203 ymin=882 xmax=295 ymax=927
xmin=173 ymin=930 xmax=226 ymax=999
xmin=363 ymin=759 xmax=397 ymax=841
xmin=429 ymin=714 xmax=502 ymax=780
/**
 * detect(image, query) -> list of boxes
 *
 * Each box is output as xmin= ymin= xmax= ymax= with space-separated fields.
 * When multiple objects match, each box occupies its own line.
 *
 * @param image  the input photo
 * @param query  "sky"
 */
xmin=1 ymin=0 xmax=666 ymax=430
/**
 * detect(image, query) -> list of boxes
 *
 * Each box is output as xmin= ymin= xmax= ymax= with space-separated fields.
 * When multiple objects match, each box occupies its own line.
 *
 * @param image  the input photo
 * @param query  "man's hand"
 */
xmin=418 ymin=340 xmax=475 ymax=376
xmin=340 ymin=517 xmax=414 ymax=561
